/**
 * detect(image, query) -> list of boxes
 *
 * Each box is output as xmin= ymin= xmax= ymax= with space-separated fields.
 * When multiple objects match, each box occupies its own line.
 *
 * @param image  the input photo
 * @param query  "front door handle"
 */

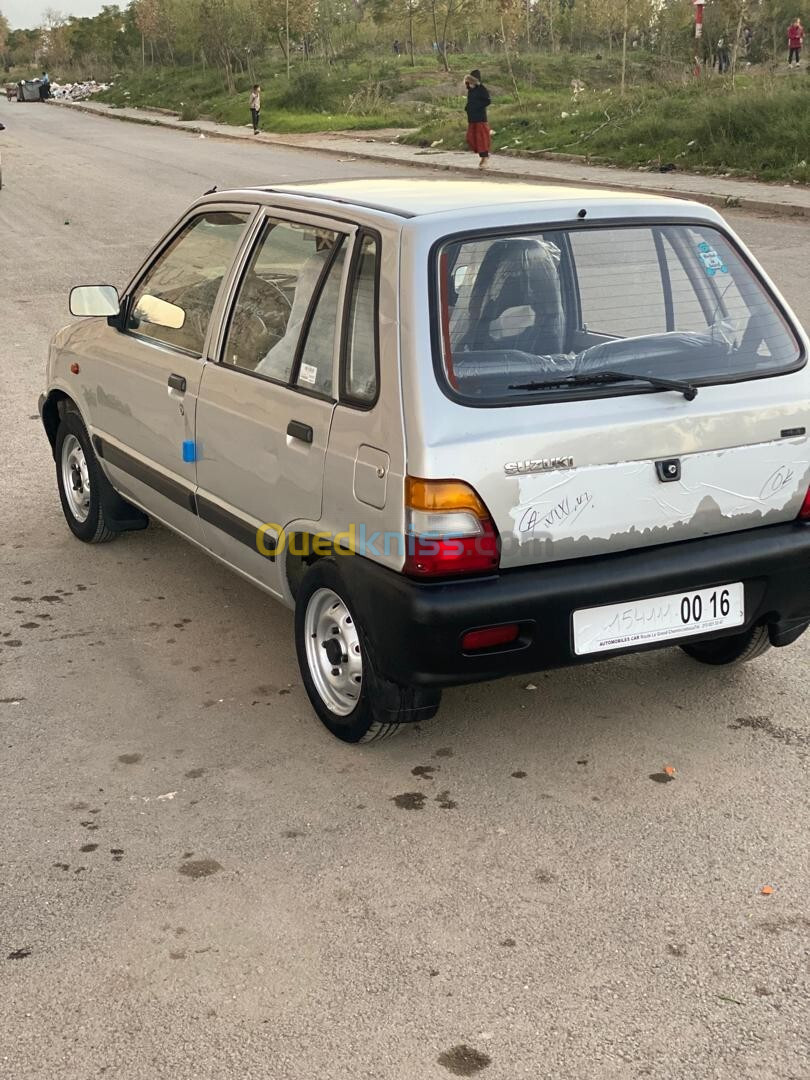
xmin=287 ymin=420 xmax=313 ymax=444
xmin=168 ymin=373 xmax=186 ymax=393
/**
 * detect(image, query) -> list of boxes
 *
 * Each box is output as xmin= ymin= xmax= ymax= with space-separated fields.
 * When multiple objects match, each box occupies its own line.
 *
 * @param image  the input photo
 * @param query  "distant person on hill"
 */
xmin=464 ymin=69 xmax=491 ymax=170
xmin=249 ymin=84 xmax=261 ymax=134
xmin=715 ymin=38 xmax=731 ymax=74
xmin=788 ymin=18 xmax=804 ymax=67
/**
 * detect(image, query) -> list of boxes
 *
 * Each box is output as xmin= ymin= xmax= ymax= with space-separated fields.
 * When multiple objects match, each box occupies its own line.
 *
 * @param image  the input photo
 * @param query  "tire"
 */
xmin=295 ymin=557 xmax=441 ymax=743
xmin=680 ymin=624 xmax=771 ymax=666
xmin=54 ymin=410 xmax=118 ymax=544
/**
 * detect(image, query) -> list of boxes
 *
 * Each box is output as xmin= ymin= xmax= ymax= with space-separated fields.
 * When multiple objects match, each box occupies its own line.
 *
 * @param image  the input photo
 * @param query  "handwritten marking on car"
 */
xmin=760 ymin=465 xmax=795 ymax=501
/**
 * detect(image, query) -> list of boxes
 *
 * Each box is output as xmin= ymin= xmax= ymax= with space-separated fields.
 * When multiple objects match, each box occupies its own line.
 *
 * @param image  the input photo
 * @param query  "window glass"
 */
xmin=571 ymin=228 xmax=665 ymax=337
xmin=295 ymin=244 xmax=346 ymax=396
xmin=662 ymin=235 xmax=709 ymax=333
xmin=343 ymin=234 xmax=379 ymax=404
xmin=435 ymin=224 xmax=801 ymax=404
xmin=128 ymin=212 xmax=248 ymax=355
xmin=223 ymin=219 xmax=341 ymax=382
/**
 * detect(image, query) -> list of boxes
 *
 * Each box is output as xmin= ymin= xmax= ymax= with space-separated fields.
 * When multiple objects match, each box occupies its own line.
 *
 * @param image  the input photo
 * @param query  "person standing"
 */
xmin=788 ymin=18 xmax=804 ymax=67
xmin=464 ymin=69 xmax=491 ymax=170
xmin=249 ymin=84 xmax=261 ymax=134
xmin=39 ymin=71 xmax=50 ymax=101
xmin=715 ymin=38 xmax=731 ymax=74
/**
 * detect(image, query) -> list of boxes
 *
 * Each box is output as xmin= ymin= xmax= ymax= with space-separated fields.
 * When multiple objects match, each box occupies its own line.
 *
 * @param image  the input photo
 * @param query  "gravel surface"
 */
xmin=1 ymin=100 xmax=808 ymax=1080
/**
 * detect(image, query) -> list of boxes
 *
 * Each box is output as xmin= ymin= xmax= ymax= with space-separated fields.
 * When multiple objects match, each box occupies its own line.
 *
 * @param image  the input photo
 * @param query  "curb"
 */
xmin=47 ymin=99 xmax=809 ymax=220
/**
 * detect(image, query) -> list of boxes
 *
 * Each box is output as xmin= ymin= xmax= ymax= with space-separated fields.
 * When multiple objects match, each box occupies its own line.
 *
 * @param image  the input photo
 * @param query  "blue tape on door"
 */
xmin=182 ymin=440 xmax=196 ymax=463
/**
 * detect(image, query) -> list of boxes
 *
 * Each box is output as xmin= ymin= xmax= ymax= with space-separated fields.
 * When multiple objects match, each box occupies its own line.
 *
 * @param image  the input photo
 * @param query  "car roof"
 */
xmin=259 ymin=177 xmax=702 ymax=220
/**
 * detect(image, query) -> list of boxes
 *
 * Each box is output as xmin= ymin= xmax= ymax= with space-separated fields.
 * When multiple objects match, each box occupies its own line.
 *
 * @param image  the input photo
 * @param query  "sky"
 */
xmin=4 ymin=0 xmax=109 ymax=30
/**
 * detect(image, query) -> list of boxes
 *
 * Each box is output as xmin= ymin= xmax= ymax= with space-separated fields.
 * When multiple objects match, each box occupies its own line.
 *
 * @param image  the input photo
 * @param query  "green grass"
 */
xmin=96 ymin=55 xmax=810 ymax=183
xmin=97 ymin=60 xmax=415 ymax=132
xmin=402 ymin=73 xmax=810 ymax=183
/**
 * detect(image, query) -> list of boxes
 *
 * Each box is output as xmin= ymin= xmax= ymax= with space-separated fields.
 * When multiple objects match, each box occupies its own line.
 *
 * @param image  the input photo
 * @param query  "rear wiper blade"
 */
xmin=509 ymin=368 xmax=698 ymax=401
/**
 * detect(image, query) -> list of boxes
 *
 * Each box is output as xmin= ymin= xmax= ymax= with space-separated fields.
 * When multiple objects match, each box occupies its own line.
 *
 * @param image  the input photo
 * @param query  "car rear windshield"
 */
xmin=434 ymin=223 xmax=802 ymax=404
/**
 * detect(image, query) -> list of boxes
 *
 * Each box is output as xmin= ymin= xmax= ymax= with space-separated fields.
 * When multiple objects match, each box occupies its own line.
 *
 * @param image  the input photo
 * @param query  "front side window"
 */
xmin=435 ymin=223 xmax=801 ymax=404
xmin=127 ymin=211 xmax=249 ymax=355
xmin=222 ymin=219 xmax=343 ymax=385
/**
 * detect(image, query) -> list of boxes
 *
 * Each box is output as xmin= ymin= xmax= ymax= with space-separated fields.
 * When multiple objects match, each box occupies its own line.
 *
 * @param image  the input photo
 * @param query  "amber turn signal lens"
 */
xmin=405 ymin=476 xmax=490 ymax=518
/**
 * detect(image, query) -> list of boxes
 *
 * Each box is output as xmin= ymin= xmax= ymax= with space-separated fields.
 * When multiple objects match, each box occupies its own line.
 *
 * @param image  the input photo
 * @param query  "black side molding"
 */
xmin=196 ymin=496 xmax=275 ymax=559
xmin=94 ymin=437 xmax=196 ymax=513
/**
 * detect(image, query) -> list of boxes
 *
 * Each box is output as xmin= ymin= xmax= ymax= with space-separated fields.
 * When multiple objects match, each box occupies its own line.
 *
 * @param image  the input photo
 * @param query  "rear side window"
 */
xmin=128 ymin=212 xmax=249 ymax=356
xmin=342 ymin=233 xmax=379 ymax=405
xmin=435 ymin=223 xmax=801 ymax=404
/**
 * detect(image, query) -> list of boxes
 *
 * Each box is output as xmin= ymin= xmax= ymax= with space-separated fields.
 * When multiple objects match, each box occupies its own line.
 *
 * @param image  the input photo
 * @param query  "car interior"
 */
xmin=439 ymin=226 xmax=798 ymax=399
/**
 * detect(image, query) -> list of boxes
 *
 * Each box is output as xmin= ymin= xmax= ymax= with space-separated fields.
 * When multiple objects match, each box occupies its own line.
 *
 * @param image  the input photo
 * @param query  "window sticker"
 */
xmin=697 ymin=241 xmax=728 ymax=277
xmin=299 ymin=362 xmax=318 ymax=385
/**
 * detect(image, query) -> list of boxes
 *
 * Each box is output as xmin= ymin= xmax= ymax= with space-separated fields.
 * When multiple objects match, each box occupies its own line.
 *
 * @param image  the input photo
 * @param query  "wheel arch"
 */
xmin=41 ymin=389 xmax=79 ymax=458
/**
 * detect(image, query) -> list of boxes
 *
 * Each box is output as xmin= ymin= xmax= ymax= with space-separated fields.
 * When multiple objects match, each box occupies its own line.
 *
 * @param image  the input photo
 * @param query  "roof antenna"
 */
xmin=203 ymin=185 xmax=218 ymax=196
xmin=577 ymin=208 xmax=587 ymax=219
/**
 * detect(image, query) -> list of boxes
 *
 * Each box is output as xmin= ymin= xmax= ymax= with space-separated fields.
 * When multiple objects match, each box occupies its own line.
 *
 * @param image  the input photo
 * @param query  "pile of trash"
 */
xmin=51 ymin=80 xmax=110 ymax=102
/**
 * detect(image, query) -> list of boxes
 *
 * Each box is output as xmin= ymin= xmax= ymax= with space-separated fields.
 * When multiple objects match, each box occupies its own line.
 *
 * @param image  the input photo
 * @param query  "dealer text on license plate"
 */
xmin=573 ymin=582 xmax=745 ymax=656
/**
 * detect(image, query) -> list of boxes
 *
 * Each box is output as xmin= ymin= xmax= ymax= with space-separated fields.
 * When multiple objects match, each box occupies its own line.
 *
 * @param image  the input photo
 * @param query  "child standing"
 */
xmin=249 ymin=84 xmax=261 ymax=134
xmin=788 ymin=18 xmax=804 ymax=67
xmin=464 ymin=69 xmax=492 ymax=170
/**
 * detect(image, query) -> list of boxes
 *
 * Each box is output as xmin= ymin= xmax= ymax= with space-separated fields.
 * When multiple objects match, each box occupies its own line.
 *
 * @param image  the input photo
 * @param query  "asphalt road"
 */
xmin=1 ymin=101 xmax=808 ymax=1080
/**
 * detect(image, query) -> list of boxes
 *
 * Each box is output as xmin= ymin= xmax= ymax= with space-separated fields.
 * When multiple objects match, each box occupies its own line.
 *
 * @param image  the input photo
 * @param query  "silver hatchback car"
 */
xmin=41 ymin=179 xmax=810 ymax=742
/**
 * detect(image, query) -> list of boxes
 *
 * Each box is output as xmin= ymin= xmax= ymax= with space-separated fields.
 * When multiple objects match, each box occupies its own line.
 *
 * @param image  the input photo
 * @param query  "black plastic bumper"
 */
xmin=339 ymin=523 xmax=810 ymax=689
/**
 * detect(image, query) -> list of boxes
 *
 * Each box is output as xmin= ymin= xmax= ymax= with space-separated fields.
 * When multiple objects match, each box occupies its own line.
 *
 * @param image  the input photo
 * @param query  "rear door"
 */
xmin=430 ymin=220 xmax=810 ymax=567
xmin=195 ymin=209 xmax=355 ymax=593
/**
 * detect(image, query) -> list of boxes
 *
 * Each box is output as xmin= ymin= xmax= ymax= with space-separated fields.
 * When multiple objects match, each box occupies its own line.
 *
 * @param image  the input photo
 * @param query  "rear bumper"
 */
xmin=340 ymin=523 xmax=810 ymax=688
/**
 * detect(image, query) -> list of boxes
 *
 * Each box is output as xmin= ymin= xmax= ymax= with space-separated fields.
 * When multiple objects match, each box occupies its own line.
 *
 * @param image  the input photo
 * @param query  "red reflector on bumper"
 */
xmin=799 ymin=487 xmax=810 ymax=521
xmin=461 ymin=623 xmax=520 ymax=651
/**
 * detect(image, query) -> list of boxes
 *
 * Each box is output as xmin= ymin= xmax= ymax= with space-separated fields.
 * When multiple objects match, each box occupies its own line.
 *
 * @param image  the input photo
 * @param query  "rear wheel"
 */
xmin=295 ymin=558 xmax=440 ymax=743
xmin=680 ymin=624 xmax=771 ymax=666
xmin=55 ymin=411 xmax=117 ymax=543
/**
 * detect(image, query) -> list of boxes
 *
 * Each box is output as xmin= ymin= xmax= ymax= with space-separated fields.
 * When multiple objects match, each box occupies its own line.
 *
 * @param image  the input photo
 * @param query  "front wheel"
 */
xmin=294 ymin=558 xmax=440 ymax=743
xmin=55 ymin=410 xmax=118 ymax=543
xmin=680 ymin=624 xmax=771 ymax=666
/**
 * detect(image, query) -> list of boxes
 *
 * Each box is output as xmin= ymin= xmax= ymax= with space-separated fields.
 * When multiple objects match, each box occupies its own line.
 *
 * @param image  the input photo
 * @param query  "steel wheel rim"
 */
xmin=61 ymin=433 xmax=91 ymax=523
xmin=304 ymin=587 xmax=363 ymax=717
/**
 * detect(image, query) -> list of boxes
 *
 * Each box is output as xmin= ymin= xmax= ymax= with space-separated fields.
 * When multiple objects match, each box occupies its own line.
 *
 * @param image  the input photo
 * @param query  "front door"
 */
xmin=195 ymin=211 xmax=355 ymax=594
xmin=89 ymin=207 xmax=252 ymax=542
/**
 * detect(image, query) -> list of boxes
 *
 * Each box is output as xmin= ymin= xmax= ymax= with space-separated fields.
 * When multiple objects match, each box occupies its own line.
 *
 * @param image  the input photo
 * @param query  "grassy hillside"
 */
xmin=404 ymin=74 xmax=810 ymax=183
xmin=96 ymin=54 xmax=810 ymax=183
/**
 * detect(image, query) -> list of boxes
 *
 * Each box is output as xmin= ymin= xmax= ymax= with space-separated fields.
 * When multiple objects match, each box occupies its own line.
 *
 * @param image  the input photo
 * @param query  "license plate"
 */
xmin=573 ymin=582 xmax=745 ymax=656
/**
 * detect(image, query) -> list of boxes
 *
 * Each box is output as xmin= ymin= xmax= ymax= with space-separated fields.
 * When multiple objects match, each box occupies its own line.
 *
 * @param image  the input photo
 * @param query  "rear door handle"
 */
xmin=168 ymin=373 xmax=186 ymax=393
xmin=287 ymin=420 xmax=313 ymax=444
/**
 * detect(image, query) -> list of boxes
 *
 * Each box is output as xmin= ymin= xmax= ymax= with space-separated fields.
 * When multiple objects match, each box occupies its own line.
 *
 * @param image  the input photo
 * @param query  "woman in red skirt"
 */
xmin=464 ymin=69 xmax=492 ymax=169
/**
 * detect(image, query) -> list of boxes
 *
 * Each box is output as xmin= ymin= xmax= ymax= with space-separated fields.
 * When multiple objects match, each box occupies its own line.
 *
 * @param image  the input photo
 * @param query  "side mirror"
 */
xmin=70 ymin=284 xmax=120 ymax=318
xmin=132 ymin=294 xmax=186 ymax=330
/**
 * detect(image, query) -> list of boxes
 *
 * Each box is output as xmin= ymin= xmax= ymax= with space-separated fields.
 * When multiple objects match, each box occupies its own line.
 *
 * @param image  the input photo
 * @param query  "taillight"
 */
xmin=404 ymin=476 xmax=500 ymax=577
xmin=799 ymin=487 xmax=810 ymax=521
